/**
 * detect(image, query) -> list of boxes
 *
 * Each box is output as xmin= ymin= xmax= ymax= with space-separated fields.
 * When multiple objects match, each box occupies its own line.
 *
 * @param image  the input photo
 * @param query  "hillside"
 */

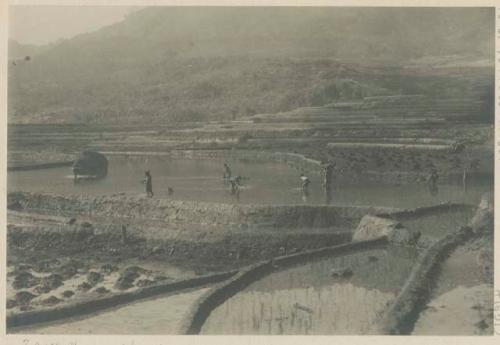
xmin=8 ymin=7 xmax=495 ymax=124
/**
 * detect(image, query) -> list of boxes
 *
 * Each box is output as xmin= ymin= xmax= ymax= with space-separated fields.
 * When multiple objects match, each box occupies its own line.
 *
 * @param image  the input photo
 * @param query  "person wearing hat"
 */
xmin=300 ymin=173 xmax=310 ymax=189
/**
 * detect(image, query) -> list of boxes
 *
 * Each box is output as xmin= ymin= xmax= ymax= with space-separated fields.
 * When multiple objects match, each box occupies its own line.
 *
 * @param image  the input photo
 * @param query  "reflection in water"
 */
xmin=202 ymin=248 xmax=418 ymax=335
xmin=8 ymin=156 xmax=491 ymax=207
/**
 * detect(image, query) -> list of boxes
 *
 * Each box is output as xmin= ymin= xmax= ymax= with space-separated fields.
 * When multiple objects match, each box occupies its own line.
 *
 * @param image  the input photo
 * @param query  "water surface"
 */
xmin=202 ymin=247 xmax=418 ymax=334
xmin=401 ymin=209 xmax=474 ymax=239
xmin=8 ymin=155 xmax=491 ymax=207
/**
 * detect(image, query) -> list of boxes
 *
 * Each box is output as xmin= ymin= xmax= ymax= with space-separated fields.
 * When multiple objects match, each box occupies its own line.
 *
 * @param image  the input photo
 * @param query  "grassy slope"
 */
xmin=8 ymin=7 xmax=494 ymax=124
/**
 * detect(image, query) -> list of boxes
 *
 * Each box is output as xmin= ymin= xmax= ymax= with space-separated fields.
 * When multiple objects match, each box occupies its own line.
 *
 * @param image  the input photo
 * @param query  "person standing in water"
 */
xmin=300 ymin=173 xmax=310 ymax=201
xmin=322 ymin=163 xmax=335 ymax=203
xmin=463 ymin=160 xmax=479 ymax=192
xmin=229 ymin=175 xmax=242 ymax=201
xmin=223 ymin=163 xmax=232 ymax=183
xmin=143 ymin=171 xmax=154 ymax=198
xmin=426 ymin=168 xmax=439 ymax=196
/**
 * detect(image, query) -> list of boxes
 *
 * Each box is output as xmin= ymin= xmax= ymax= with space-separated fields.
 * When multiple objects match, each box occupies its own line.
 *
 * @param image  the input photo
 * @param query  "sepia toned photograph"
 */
xmin=3 ymin=3 xmax=496 ymax=337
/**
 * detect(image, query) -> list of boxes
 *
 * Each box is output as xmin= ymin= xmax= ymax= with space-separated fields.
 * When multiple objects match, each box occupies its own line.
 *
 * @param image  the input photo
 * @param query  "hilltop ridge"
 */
xmin=8 ymin=7 xmax=494 ymax=124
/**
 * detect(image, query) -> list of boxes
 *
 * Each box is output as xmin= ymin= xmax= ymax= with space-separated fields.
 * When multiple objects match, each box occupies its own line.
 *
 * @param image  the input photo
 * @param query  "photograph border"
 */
xmin=1 ymin=1 xmax=498 ymax=344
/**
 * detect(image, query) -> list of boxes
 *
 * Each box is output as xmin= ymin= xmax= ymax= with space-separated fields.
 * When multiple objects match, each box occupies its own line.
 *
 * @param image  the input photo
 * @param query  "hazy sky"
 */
xmin=9 ymin=6 xmax=141 ymax=45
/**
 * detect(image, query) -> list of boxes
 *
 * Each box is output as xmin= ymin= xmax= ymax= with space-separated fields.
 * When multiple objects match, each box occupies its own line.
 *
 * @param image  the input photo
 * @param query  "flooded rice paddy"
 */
xmin=8 ymin=155 xmax=491 ymax=208
xmin=400 ymin=209 xmax=474 ymax=239
xmin=201 ymin=247 xmax=418 ymax=334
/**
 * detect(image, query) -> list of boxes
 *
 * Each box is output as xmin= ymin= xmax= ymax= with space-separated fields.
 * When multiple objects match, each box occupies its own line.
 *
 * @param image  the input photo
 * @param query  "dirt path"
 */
xmin=14 ymin=287 xmax=210 ymax=334
xmin=432 ymin=244 xmax=488 ymax=296
xmin=412 ymin=234 xmax=493 ymax=335
xmin=412 ymin=284 xmax=493 ymax=335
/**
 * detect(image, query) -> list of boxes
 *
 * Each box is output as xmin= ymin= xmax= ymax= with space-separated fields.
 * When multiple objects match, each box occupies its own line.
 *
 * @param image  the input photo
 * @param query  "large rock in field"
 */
xmin=353 ymin=215 xmax=402 ymax=241
xmin=353 ymin=215 xmax=420 ymax=245
xmin=72 ymin=150 xmax=108 ymax=178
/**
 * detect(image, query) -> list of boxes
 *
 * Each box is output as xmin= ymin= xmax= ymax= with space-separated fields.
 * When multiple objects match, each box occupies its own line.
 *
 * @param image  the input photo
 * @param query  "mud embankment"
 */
xmin=377 ymin=202 xmax=473 ymax=221
xmin=9 ymin=192 xmax=394 ymax=231
xmin=7 ymin=270 xmax=237 ymax=330
xmin=6 ymin=192 xmax=393 ymax=327
xmin=8 ymin=161 xmax=74 ymax=172
xmin=181 ymin=237 xmax=389 ymax=335
xmin=376 ymin=225 xmax=474 ymax=334
xmin=8 ymin=192 xmax=395 ymax=273
xmin=8 ymin=221 xmax=352 ymax=274
xmin=325 ymin=143 xmax=493 ymax=184
xmin=375 ymin=196 xmax=493 ymax=335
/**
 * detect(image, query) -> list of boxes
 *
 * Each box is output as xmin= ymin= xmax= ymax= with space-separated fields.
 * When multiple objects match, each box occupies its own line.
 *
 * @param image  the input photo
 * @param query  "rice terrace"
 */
xmin=5 ymin=6 xmax=495 ymax=336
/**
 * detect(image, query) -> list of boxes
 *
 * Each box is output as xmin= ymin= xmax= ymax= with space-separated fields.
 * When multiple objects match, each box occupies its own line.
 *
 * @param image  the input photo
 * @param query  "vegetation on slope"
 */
xmin=8 ymin=7 xmax=494 ymax=124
